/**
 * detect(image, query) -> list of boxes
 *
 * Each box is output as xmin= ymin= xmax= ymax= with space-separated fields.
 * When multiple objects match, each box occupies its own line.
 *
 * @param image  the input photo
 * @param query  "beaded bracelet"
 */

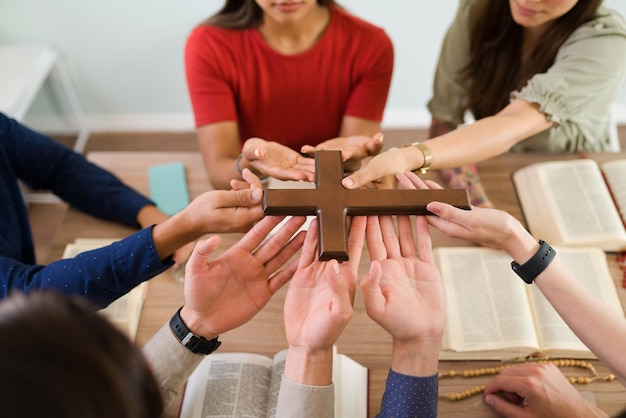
xmin=404 ymin=142 xmax=432 ymax=175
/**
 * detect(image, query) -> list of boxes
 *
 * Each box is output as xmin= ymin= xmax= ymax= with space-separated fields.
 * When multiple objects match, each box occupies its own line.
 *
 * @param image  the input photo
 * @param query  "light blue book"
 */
xmin=148 ymin=162 xmax=190 ymax=216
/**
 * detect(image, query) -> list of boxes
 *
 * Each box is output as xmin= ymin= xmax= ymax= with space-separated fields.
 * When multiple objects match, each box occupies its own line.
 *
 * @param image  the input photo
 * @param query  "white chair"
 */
xmin=0 ymin=45 xmax=90 ymax=204
xmin=0 ymin=45 xmax=90 ymax=152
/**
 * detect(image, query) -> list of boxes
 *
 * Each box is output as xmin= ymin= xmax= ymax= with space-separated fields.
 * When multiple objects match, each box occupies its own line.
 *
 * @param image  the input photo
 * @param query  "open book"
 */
xmin=434 ymin=246 xmax=624 ymax=360
xmin=512 ymin=158 xmax=626 ymax=252
xmin=63 ymin=238 xmax=148 ymax=342
xmin=179 ymin=347 xmax=368 ymax=418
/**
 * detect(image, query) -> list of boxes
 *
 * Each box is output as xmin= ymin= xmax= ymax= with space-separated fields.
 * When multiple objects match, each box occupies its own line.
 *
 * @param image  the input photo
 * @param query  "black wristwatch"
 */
xmin=169 ymin=307 xmax=221 ymax=355
xmin=511 ymin=240 xmax=556 ymax=284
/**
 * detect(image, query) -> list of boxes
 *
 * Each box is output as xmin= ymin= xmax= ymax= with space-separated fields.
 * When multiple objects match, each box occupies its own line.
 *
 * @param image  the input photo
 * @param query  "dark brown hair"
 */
xmin=463 ymin=0 xmax=602 ymax=119
xmin=0 ymin=291 xmax=163 ymax=418
xmin=205 ymin=0 xmax=337 ymax=29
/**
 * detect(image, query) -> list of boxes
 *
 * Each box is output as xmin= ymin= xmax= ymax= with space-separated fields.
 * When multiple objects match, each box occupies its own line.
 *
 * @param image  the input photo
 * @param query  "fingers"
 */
xmin=365 ymin=216 xmax=386 ymax=261
xmin=346 ymin=216 xmax=366 ymax=273
xmin=415 ymin=216 xmax=434 ymax=263
xmin=342 ymin=169 xmax=374 ymax=190
xmin=360 ymin=260 xmax=384 ymax=319
xmin=234 ymin=215 xmax=287 ymax=253
xmin=327 ymin=260 xmax=356 ymax=315
xmin=186 ymin=236 xmax=221 ymax=274
xmin=397 ymin=215 xmax=416 ymax=258
xmin=365 ymin=133 xmax=385 ymax=156
xmin=380 ymin=215 xmax=401 ymax=258
xmin=253 ymin=216 xmax=308 ymax=264
xmin=297 ymin=218 xmax=320 ymax=269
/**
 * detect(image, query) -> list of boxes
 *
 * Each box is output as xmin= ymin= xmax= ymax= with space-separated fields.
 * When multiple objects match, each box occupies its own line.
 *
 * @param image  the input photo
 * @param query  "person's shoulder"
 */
xmin=330 ymin=6 xmax=389 ymax=40
xmin=570 ymin=6 xmax=626 ymax=40
xmin=186 ymin=23 xmax=250 ymax=48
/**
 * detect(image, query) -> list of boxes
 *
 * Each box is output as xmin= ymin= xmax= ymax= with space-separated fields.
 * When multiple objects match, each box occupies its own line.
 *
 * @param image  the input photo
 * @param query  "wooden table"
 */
xmin=46 ymin=151 xmax=626 ymax=418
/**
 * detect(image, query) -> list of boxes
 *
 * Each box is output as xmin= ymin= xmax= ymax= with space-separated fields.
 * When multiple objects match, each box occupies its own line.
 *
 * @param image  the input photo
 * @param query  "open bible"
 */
xmin=512 ymin=158 xmax=626 ymax=252
xmin=434 ymin=246 xmax=624 ymax=360
xmin=179 ymin=347 xmax=368 ymax=418
xmin=62 ymin=238 xmax=148 ymax=342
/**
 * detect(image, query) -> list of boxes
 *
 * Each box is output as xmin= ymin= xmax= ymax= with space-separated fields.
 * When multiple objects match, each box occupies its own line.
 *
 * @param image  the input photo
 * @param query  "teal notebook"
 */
xmin=148 ymin=162 xmax=190 ymax=215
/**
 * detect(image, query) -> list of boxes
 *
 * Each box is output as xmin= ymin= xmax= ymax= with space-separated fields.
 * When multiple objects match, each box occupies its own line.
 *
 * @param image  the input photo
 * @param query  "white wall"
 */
xmin=1 ymin=0 xmax=625 ymax=132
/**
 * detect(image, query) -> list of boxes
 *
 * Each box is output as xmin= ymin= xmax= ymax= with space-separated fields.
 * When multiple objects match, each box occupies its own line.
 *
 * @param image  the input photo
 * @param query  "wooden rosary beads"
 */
xmin=439 ymin=358 xmax=617 ymax=401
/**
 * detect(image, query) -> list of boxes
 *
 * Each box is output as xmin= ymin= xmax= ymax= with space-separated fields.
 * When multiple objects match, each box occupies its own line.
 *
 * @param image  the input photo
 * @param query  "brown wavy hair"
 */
xmin=0 ymin=291 xmax=163 ymax=418
xmin=205 ymin=0 xmax=337 ymax=29
xmin=463 ymin=0 xmax=602 ymax=119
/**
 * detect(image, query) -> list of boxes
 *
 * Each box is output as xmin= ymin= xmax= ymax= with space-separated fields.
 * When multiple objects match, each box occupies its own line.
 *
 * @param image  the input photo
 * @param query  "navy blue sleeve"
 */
xmin=376 ymin=369 xmax=438 ymax=418
xmin=0 ymin=227 xmax=172 ymax=309
xmin=1 ymin=113 xmax=153 ymax=227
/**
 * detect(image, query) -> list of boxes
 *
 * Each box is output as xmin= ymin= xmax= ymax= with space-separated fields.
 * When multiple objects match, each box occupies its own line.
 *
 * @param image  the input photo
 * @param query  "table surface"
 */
xmin=46 ymin=151 xmax=626 ymax=418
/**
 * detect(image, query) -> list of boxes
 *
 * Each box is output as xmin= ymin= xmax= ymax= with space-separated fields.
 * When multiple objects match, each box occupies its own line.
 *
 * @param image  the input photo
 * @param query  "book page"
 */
xmin=435 ymin=248 xmax=540 ymax=359
xmin=180 ymin=353 xmax=273 ymax=418
xmin=266 ymin=349 xmax=287 ymax=418
xmin=333 ymin=349 xmax=368 ymax=418
xmin=513 ymin=160 xmax=626 ymax=251
xmin=526 ymin=247 xmax=624 ymax=357
xmin=63 ymin=238 xmax=147 ymax=341
xmin=601 ymin=159 xmax=626 ymax=227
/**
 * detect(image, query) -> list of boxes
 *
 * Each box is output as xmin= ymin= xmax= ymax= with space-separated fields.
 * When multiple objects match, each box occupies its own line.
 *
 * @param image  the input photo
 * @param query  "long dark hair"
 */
xmin=205 ymin=0 xmax=337 ymax=29
xmin=0 ymin=291 xmax=163 ymax=418
xmin=463 ymin=0 xmax=602 ymax=119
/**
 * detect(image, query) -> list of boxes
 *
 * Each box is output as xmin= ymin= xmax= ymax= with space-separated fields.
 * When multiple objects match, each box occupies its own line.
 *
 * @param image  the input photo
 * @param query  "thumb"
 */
xmin=360 ymin=261 xmax=384 ymax=313
xmin=484 ymin=394 xmax=524 ymax=418
xmin=342 ymin=170 xmax=368 ymax=189
xmin=228 ymin=187 xmax=263 ymax=208
xmin=187 ymin=236 xmax=221 ymax=269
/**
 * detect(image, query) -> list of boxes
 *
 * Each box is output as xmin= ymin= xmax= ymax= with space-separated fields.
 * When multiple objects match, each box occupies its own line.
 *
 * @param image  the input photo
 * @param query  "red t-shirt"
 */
xmin=185 ymin=6 xmax=394 ymax=151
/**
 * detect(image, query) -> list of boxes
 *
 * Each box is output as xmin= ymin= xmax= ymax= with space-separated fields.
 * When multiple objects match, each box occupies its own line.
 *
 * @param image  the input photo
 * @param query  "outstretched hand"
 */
xmin=242 ymin=137 xmax=316 ymax=182
xmin=397 ymin=172 xmax=532 ymax=253
xmin=300 ymin=133 xmax=384 ymax=172
xmin=180 ymin=215 xmax=307 ymax=339
xmin=284 ymin=217 xmax=366 ymax=352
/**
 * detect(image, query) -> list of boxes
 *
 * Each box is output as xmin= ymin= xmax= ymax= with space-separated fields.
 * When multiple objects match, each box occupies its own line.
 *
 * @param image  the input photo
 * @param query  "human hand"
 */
xmin=361 ymin=214 xmax=444 ymax=376
xmin=284 ymin=216 xmax=366 ymax=351
xmin=180 ymin=215 xmax=307 ymax=339
xmin=282 ymin=216 xmax=365 ymax=385
xmin=342 ymin=146 xmax=415 ymax=189
xmin=242 ymin=137 xmax=316 ymax=182
xmin=483 ymin=363 xmax=608 ymax=418
xmin=300 ymin=133 xmax=384 ymax=172
xmin=395 ymin=172 xmax=533 ymax=254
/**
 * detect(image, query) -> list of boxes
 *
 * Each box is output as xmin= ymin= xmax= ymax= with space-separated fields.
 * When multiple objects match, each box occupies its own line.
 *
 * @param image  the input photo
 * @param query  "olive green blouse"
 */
xmin=427 ymin=0 xmax=626 ymax=152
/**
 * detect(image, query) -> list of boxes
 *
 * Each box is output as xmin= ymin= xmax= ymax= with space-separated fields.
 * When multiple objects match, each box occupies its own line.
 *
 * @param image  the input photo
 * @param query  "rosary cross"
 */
xmin=263 ymin=150 xmax=471 ymax=261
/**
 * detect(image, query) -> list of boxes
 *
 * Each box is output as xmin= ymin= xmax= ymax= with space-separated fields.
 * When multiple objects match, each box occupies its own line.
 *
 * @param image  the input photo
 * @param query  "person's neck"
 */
xmin=258 ymin=5 xmax=331 ymax=55
xmin=521 ymin=24 xmax=549 ymax=62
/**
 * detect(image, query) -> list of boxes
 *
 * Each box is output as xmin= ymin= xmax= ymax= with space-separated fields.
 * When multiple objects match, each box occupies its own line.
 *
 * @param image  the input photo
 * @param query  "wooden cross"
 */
xmin=263 ymin=150 xmax=471 ymax=261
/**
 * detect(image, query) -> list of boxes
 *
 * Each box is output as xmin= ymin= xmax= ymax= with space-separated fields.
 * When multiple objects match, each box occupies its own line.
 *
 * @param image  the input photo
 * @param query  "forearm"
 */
xmin=390 ymin=339 xmax=440 ymax=377
xmin=142 ymin=322 xmax=205 ymax=408
xmin=283 ymin=346 xmax=334 ymax=386
xmin=202 ymin=154 xmax=241 ymax=190
xmin=150 ymin=210 xmax=200 ymax=261
xmin=535 ymin=260 xmax=626 ymax=384
xmin=408 ymin=105 xmax=550 ymax=171
xmin=136 ymin=204 xmax=170 ymax=229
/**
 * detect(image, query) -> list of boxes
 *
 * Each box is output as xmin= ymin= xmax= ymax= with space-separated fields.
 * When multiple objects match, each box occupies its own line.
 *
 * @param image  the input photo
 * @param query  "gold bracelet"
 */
xmin=404 ymin=142 xmax=432 ymax=175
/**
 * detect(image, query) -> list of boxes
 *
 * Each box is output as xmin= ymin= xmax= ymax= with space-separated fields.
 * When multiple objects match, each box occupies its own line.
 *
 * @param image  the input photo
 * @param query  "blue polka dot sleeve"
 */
xmin=376 ymin=369 xmax=438 ymax=418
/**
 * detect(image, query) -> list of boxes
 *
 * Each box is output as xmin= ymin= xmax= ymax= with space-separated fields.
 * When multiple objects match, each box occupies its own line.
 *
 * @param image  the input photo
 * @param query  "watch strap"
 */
xmin=169 ymin=307 xmax=221 ymax=355
xmin=511 ymin=240 xmax=556 ymax=284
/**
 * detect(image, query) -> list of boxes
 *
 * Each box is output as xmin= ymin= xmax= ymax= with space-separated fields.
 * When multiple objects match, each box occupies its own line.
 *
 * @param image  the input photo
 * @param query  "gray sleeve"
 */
xmin=141 ymin=322 xmax=205 ymax=408
xmin=275 ymin=376 xmax=335 ymax=418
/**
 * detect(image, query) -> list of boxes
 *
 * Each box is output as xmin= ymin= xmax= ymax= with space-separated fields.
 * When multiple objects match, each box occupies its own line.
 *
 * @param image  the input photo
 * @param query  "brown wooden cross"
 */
xmin=263 ymin=150 xmax=471 ymax=261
